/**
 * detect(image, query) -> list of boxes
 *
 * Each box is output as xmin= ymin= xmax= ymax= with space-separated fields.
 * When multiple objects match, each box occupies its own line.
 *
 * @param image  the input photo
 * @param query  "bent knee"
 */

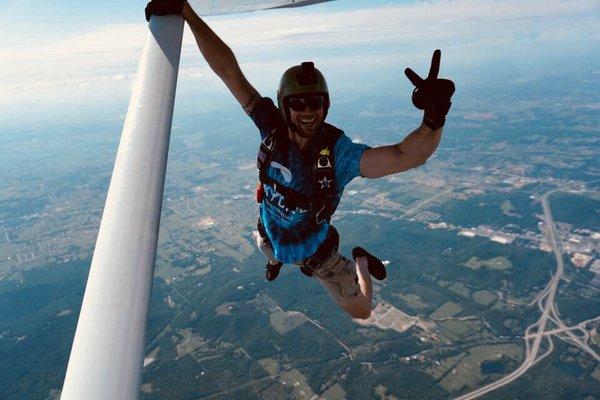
xmin=345 ymin=304 xmax=371 ymax=320
xmin=352 ymin=308 xmax=371 ymax=320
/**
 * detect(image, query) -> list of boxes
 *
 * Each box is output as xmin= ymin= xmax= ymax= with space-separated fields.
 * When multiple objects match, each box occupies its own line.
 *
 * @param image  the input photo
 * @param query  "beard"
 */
xmin=292 ymin=115 xmax=322 ymax=138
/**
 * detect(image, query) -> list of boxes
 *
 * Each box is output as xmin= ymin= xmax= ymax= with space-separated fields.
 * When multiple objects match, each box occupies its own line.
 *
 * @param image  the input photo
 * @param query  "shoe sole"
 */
xmin=352 ymin=246 xmax=386 ymax=280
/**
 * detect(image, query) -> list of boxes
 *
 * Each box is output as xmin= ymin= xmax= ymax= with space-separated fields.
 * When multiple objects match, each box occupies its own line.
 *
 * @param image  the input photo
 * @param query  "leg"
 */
xmin=337 ymin=255 xmax=372 ymax=319
xmin=353 ymin=255 xmax=373 ymax=312
xmin=253 ymin=230 xmax=283 ymax=281
xmin=313 ymin=254 xmax=372 ymax=319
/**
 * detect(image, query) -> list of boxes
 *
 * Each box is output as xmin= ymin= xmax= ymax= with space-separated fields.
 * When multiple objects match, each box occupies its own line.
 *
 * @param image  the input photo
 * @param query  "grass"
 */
xmin=269 ymin=310 xmax=307 ymax=335
xmin=448 ymin=282 xmax=471 ymax=298
xmin=592 ymin=365 xmax=600 ymax=382
xmin=439 ymin=343 xmax=523 ymax=392
xmin=258 ymin=358 xmax=280 ymax=377
xmin=439 ymin=320 xmax=472 ymax=338
xmin=429 ymin=301 xmax=463 ymax=320
xmin=392 ymin=292 xmax=429 ymax=310
xmin=322 ymin=383 xmax=348 ymax=400
xmin=464 ymin=256 xmax=512 ymax=271
xmin=425 ymin=353 xmax=467 ymax=380
xmin=473 ymin=290 xmax=497 ymax=306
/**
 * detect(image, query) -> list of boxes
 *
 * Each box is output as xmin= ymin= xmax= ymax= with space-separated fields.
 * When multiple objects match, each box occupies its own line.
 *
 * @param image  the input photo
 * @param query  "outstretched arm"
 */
xmin=360 ymin=124 xmax=442 ymax=179
xmin=360 ymin=50 xmax=455 ymax=179
xmin=181 ymin=2 xmax=260 ymax=114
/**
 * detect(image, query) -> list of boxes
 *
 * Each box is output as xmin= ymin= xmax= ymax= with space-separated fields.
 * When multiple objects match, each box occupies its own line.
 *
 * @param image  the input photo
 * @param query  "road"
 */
xmin=399 ymin=187 xmax=454 ymax=219
xmin=285 ymin=309 xmax=354 ymax=361
xmin=454 ymin=189 xmax=600 ymax=400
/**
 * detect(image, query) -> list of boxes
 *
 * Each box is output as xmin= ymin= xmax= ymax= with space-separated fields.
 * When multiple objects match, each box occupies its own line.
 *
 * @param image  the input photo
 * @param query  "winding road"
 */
xmin=454 ymin=189 xmax=600 ymax=400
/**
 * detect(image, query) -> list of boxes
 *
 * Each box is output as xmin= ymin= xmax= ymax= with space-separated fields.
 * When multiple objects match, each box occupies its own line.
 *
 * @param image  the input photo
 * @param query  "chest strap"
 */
xmin=257 ymin=123 xmax=341 ymax=224
xmin=312 ymin=133 xmax=338 ymax=224
xmin=257 ymin=128 xmax=277 ymax=172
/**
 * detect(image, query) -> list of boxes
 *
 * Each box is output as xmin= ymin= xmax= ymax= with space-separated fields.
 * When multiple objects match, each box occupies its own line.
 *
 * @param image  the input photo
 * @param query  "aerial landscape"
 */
xmin=0 ymin=0 xmax=598 ymax=399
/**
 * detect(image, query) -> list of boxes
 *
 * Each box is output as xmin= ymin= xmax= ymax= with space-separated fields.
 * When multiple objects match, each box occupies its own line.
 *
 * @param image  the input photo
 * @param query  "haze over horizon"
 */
xmin=1 ymin=0 xmax=597 ymax=127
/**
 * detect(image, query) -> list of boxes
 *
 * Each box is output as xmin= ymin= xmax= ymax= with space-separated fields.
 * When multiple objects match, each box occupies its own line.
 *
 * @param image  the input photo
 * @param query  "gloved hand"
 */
xmin=145 ymin=0 xmax=185 ymax=22
xmin=405 ymin=49 xmax=455 ymax=131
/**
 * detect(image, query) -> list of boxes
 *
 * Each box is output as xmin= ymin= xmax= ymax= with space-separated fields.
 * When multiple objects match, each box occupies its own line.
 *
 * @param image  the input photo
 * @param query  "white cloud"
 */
xmin=205 ymin=0 xmax=597 ymax=48
xmin=463 ymin=112 xmax=496 ymax=121
xmin=0 ymin=0 xmax=597 ymax=112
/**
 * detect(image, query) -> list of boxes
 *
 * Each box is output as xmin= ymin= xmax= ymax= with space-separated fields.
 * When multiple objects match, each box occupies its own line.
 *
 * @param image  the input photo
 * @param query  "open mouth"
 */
xmin=298 ymin=116 xmax=317 ymax=127
xmin=300 ymin=116 xmax=316 ymax=123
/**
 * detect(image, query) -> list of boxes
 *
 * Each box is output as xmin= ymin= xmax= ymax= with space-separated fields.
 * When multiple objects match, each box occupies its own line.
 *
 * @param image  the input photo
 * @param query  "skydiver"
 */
xmin=145 ymin=0 xmax=455 ymax=319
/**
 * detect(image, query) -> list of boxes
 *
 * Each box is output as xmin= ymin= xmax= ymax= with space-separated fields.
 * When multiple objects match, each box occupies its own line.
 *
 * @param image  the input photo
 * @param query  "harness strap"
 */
xmin=257 ymin=128 xmax=277 ymax=172
xmin=312 ymin=127 xmax=340 ymax=223
xmin=256 ymin=123 xmax=342 ymax=223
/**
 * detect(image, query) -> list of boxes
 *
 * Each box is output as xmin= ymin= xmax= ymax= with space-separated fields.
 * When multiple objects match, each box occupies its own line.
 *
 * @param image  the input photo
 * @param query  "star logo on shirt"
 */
xmin=318 ymin=176 xmax=332 ymax=189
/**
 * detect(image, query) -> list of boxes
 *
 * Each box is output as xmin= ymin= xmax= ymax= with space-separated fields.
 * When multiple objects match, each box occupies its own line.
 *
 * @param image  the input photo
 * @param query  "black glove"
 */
xmin=145 ymin=0 xmax=184 ymax=22
xmin=405 ymin=49 xmax=455 ymax=131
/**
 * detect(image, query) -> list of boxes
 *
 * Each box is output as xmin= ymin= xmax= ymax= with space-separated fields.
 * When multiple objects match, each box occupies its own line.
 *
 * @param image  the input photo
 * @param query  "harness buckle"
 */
xmin=315 ymin=204 xmax=328 ymax=224
xmin=301 ymin=257 xmax=321 ymax=277
xmin=262 ymin=134 xmax=275 ymax=151
xmin=316 ymin=156 xmax=332 ymax=169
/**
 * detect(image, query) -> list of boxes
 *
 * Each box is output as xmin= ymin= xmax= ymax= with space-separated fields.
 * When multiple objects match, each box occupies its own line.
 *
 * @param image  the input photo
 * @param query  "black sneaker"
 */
xmin=266 ymin=261 xmax=283 ymax=281
xmin=352 ymin=247 xmax=386 ymax=280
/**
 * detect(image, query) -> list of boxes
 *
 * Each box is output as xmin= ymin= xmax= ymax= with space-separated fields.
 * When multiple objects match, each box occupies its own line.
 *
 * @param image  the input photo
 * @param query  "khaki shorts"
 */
xmin=254 ymin=231 xmax=361 ymax=304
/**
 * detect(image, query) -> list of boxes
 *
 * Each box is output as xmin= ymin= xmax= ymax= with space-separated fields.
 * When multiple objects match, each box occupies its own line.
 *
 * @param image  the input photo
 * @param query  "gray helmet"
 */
xmin=277 ymin=61 xmax=330 ymax=127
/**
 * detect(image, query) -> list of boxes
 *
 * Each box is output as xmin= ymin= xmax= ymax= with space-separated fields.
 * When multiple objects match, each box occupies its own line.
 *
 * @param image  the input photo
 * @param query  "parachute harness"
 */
xmin=256 ymin=123 xmax=341 ymax=224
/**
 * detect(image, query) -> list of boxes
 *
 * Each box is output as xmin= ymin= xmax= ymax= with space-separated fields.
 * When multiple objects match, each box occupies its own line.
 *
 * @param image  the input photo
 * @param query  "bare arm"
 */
xmin=181 ymin=2 xmax=260 ymax=114
xmin=360 ymin=50 xmax=454 ymax=179
xmin=359 ymin=124 xmax=442 ymax=179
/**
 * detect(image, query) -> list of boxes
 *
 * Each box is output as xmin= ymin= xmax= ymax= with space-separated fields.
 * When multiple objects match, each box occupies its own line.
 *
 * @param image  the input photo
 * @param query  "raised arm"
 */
xmin=360 ymin=124 xmax=442 ymax=179
xmin=180 ymin=1 xmax=260 ymax=114
xmin=360 ymin=50 xmax=455 ymax=179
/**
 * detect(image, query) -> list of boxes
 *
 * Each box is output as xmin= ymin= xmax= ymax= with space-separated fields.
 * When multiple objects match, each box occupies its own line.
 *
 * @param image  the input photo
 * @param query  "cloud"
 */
xmin=0 ymin=23 xmax=145 ymax=104
xmin=463 ymin=112 xmax=496 ymax=121
xmin=206 ymin=0 xmax=597 ymax=48
xmin=42 ymin=24 xmax=146 ymax=55
xmin=0 ymin=0 xmax=598 ymax=113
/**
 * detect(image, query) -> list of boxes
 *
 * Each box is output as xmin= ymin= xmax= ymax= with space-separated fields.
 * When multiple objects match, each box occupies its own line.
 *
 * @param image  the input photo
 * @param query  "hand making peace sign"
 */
xmin=405 ymin=50 xmax=455 ymax=131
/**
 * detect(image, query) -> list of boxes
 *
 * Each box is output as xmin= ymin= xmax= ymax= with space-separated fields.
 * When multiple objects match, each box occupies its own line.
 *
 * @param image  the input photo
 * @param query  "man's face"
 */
xmin=287 ymin=94 xmax=325 ymax=138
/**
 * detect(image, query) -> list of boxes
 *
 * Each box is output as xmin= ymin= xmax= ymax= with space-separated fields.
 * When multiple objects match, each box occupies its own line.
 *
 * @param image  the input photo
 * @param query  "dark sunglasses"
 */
xmin=288 ymin=95 xmax=324 ymax=112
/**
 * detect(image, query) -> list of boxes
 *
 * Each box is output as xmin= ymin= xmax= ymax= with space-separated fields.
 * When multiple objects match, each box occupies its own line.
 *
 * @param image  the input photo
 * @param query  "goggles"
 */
xmin=288 ymin=95 xmax=325 ymax=112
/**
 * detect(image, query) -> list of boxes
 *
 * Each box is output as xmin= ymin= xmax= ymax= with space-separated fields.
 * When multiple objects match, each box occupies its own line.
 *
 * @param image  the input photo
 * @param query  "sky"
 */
xmin=0 ymin=0 xmax=598 ymax=126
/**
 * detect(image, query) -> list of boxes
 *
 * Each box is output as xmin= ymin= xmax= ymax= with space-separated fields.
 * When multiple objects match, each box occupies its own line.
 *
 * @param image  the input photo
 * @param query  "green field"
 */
xmin=429 ymin=301 xmax=463 ymax=320
xmin=473 ymin=290 xmax=497 ymax=306
xmin=464 ymin=256 xmax=512 ymax=271
xmin=439 ymin=344 xmax=523 ymax=392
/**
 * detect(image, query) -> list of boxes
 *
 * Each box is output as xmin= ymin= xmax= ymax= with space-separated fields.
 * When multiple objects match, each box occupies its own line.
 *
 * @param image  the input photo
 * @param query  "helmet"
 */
xmin=277 ymin=61 xmax=330 ymax=128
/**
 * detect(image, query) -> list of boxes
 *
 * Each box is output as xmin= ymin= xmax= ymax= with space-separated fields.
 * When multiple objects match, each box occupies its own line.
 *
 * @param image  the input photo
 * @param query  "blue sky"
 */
xmin=0 ymin=0 xmax=598 ymax=126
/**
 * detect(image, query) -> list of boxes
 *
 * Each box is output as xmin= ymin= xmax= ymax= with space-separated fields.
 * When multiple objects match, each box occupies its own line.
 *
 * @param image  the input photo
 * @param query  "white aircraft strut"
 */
xmin=61 ymin=15 xmax=183 ymax=400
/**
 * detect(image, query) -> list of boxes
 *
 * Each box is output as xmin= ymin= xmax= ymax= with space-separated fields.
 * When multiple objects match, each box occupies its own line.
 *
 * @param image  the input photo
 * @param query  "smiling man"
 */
xmin=145 ymin=0 xmax=455 ymax=319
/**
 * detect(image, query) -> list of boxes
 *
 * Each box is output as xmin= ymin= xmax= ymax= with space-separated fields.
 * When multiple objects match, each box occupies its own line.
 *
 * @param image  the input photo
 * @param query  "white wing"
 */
xmin=190 ymin=0 xmax=333 ymax=15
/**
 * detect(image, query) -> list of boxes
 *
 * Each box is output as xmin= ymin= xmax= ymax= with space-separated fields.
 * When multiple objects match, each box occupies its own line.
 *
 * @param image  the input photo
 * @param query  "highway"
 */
xmin=454 ymin=189 xmax=600 ymax=400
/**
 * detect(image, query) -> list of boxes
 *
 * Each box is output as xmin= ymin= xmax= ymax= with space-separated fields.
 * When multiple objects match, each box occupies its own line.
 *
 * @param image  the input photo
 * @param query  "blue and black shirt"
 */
xmin=250 ymin=97 xmax=369 ymax=263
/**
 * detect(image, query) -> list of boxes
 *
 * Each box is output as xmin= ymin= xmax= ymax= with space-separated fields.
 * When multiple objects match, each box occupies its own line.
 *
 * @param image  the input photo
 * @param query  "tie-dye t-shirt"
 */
xmin=250 ymin=97 xmax=369 ymax=263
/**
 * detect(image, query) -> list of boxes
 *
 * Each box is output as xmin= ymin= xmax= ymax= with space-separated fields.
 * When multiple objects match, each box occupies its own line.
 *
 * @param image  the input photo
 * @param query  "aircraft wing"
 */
xmin=189 ymin=0 xmax=333 ymax=15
